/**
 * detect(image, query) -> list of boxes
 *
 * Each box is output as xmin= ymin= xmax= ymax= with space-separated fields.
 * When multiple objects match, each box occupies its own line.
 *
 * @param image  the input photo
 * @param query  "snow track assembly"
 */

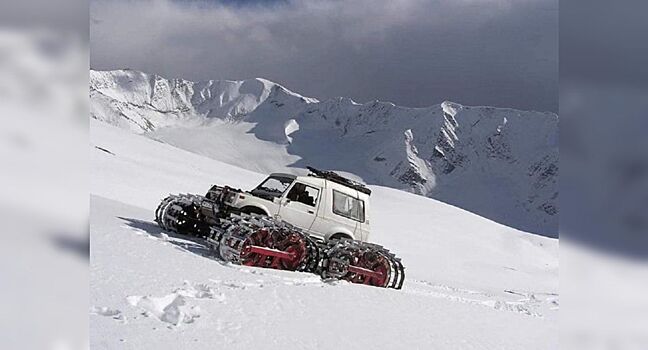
xmin=155 ymin=168 xmax=405 ymax=289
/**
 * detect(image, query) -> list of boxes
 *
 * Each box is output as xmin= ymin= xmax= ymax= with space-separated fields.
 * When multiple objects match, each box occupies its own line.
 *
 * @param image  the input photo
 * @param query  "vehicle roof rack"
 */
xmin=306 ymin=166 xmax=371 ymax=195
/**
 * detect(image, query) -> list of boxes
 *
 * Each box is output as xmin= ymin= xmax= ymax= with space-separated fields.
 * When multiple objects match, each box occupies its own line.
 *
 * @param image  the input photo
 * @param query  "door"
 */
xmin=309 ymin=187 xmax=363 ymax=239
xmin=277 ymin=182 xmax=320 ymax=231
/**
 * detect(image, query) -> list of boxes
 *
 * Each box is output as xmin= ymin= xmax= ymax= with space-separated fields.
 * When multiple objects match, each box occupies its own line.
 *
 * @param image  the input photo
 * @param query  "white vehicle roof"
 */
xmin=293 ymin=175 xmax=370 ymax=200
xmin=266 ymin=170 xmax=370 ymax=200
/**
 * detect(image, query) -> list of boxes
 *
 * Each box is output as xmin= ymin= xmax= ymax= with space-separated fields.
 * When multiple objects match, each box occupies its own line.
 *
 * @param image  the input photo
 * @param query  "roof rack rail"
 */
xmin=306 ymin=166 xmax=371 ymax=195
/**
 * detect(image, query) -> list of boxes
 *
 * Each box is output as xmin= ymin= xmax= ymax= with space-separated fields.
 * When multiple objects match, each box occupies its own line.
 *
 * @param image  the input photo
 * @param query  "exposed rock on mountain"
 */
xmin=90 ymin=69 xmax=558 ymax=237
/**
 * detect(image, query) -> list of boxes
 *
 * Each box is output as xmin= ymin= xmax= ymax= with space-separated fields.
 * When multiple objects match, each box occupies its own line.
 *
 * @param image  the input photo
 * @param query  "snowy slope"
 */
xmin=90 ymin=69 xmax=558 ymax=237
xmin=91 ymin=120 xmax=558 ymax=349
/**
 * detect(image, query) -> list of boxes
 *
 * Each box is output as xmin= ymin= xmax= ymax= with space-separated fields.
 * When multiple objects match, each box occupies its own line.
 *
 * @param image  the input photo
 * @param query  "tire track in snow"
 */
xmin=121 ymin=220 xmax=557 ymax=322
xmin=404 ymin=279 xmax=558 ymax=318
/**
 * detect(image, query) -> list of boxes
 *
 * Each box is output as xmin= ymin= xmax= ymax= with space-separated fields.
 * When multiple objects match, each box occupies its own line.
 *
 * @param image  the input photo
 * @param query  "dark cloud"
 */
xmin=0 ymin=0 xmax=88 ymax=34
xmin=90 ymin=0 xmax=557 ymax=112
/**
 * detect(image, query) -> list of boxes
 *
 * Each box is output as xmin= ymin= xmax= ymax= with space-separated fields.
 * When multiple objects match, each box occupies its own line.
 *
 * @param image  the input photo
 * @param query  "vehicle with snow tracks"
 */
xmin=155 ymin=167 xmax=405 ymax=289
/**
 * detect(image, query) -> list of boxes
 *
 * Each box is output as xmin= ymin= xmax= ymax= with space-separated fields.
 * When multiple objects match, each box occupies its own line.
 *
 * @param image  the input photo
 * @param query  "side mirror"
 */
xmin=280 ymin=197 xmax=291 ymax=205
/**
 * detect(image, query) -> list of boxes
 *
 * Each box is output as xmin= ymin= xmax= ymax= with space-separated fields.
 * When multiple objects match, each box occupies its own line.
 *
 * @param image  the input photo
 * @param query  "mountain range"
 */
xmin=90 ymin=69 xmax=558 ymax=237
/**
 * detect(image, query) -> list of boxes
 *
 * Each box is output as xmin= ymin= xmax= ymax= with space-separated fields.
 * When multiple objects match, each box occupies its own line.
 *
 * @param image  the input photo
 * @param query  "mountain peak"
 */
xmin=90 ymin=68 xmax=558 ymax=237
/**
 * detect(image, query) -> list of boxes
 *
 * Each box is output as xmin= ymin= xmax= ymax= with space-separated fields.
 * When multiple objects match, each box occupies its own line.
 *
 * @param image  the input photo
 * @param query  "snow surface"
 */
xmin=91 ymin=119 xmax=558 ymax=349
xmin=90 ymin=69 xmax=558 ymax=237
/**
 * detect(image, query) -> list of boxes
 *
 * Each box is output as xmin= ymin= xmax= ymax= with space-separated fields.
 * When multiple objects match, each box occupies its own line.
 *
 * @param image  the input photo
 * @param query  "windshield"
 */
xmin=251 ymin=175 xmax=295 ymax=199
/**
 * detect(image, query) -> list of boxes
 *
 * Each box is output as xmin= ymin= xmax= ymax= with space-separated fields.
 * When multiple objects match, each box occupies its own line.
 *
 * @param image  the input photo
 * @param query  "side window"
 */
xmin=332 ymin=190 xmax=365 ymax=222
xmin=286 ymin=183 xmax=320 ymax=207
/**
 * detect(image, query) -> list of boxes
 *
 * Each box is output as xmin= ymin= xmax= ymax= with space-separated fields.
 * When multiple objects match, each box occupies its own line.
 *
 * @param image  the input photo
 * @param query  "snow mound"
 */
xmin=126 ymin=294 xmax=199 ymax=326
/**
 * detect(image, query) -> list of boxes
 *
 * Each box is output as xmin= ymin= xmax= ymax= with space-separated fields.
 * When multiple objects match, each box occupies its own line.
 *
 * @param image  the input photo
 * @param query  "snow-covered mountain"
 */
xmin=90 ymin=69 xmax=558 ymax=237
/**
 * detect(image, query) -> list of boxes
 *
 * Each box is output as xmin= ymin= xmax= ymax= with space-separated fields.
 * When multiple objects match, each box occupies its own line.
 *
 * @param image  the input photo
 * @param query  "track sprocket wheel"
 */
xmin=322 ymin=239 xmax=405 ymax=289
xmin=155 ymin=194 xmax=211 ymax=237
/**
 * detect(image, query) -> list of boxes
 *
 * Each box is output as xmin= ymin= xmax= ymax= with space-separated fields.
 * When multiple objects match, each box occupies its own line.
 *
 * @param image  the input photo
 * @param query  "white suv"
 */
xmin=157 ymin=167 xmax=405 ymax=289
xmin=221 ymin=170 xmax=371 ymax=242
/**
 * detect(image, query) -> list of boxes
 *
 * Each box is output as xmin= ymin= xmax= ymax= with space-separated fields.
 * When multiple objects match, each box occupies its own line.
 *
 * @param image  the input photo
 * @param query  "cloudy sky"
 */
xmin=90 ymin=0 xmax=557 ymax=112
